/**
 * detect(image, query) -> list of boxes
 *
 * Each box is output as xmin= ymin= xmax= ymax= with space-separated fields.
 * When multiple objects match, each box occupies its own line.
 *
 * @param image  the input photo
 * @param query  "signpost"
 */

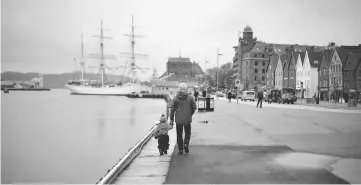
xmin=235 ymin=79 xmax=240 ymax=104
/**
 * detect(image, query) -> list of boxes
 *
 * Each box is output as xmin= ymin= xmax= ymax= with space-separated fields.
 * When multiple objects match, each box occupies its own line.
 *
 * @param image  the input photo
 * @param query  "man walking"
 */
xmin=170 ymin=83 xmax=197 ymax=155
xmin=228 ymin=90 xmax=232 ymax=103
xmin=194 ymin=89 xmax=199 ymax=102
xmin=257 ymin=89 xmax=264 ymax=108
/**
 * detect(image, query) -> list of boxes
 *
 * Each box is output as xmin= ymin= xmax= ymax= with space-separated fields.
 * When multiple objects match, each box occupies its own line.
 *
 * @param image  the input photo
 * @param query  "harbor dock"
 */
xmin=101 ymin=98 xmax=361 ymax=184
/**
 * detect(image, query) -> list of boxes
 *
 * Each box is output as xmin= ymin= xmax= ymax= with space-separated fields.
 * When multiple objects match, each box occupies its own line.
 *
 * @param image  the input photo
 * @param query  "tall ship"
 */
xmin=65 ymin=16 xmax=151 ymax=95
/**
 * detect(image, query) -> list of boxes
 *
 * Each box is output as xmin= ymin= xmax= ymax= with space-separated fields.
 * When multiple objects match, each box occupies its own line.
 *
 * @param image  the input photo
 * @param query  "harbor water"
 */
xmin=1 ymin=89 xmax=167 ymax=184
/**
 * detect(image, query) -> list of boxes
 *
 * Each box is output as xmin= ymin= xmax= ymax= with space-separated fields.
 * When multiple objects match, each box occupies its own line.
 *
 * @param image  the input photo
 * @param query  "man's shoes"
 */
xmin=184 ymin=145 xmax=189 ymax=154
xmin=164 ymin=150 xmax=168 ymax=155
xmin=178 ymin=149 xmax=183 ymax=155
xmin=159 ymin=149 xmax=163 ymax=156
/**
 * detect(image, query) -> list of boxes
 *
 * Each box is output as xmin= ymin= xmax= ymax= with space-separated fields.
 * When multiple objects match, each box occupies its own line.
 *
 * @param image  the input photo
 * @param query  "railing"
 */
xmin=96 ymin=94 xmax=173 ymax=185
xmin=96 ymin=123 xmax=158 ymax=184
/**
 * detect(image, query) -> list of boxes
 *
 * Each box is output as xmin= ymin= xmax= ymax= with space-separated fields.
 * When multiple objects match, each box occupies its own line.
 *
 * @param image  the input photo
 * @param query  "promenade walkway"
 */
xmin=164 ymin=99 xmax=361 ymax=184
xmin=218 ymin=97 xmax=361 ymax=113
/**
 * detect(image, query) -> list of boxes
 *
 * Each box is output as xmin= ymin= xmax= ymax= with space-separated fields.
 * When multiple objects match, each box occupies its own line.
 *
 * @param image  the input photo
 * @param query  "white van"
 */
xmin=241 ymin=91 xmax=255 ymax=101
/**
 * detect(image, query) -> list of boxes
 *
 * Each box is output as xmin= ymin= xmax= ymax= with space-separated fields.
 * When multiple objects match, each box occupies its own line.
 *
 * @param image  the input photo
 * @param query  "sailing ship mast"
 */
xmin=89 ymin=20 xmax=117 ymax=87
xmin=80 ymin=33 xmax=85 ymax=80
xmin=73 ymin=33 xmax=86 ymax=81
xmin=121 ymin=15 xmax=148 ymax=84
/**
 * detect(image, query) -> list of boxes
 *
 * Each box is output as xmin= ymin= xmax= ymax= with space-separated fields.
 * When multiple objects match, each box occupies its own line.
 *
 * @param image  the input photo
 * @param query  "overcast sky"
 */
xmin=2 ymin=0 xmax=361 ymax=80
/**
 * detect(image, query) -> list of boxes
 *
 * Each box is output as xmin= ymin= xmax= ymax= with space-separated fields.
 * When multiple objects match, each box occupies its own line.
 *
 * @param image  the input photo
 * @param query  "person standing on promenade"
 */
xmin=169 ymin=83 xmax=197 ymax=155
xmin=228 ymin=90 xmax=232 ymax=103
xmin=257 ymin=89 xmax=264 ymax=108
xmin=194 ymin=89 xmax=199 ymax=102
xmin=202 ymin=88 xmax=207 ymax=98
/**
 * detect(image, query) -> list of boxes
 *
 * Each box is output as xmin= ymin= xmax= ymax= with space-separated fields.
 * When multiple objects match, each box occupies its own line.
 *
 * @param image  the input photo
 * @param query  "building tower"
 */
xmin=237 ymin=25 xmax=257 ymax=90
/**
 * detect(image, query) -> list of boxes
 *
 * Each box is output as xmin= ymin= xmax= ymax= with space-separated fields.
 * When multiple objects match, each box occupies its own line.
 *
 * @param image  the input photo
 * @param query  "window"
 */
xmin=255 ymin=69 xmax=258 ymax=73
xmin=262 ymin=61 xmax=265 ymax=66
xmin=320 ymin=80 xmax=322 ymax=87
xmin=255 ymin=61 xmax=258 ymax=66
xmin=255 ymin=76 xmax=257 ymax=80
xmin=254 ymin=54 xmax=257 ymax=58
xmin=308 ymin=71 xmax=310 ymax=76
xmin=262 ymin=54 xmax=265 ymax=58
xmin=262 ymin=69 xmax=265 ymax=73
xmin=262 ymin=76 xmax=265 ymax=81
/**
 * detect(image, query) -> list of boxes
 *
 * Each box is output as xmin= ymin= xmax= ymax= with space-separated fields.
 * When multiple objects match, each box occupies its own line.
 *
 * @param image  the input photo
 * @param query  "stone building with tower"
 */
xmin=234 ymin=25 xmax=320 ymax=91
xmin=158 ymin=57 xmax=204 ymax=83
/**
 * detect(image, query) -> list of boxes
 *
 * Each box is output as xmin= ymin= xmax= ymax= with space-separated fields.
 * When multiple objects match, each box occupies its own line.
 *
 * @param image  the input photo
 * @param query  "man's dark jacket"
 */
xmin=194 ymin=91 xmax=199 ymax=98
xmin=170 ymin=91 xmax=197 ymax=125
xmin=258 ymin=91 xmax=264 ymax=99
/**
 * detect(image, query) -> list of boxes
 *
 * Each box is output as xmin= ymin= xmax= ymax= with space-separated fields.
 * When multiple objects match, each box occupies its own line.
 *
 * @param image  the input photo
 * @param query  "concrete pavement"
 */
xmin=164 ymin=99 xmax=361 ymax=184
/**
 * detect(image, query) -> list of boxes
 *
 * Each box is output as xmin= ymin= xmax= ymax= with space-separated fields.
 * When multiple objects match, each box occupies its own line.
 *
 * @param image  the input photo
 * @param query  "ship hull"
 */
xmin=64 ymin=84 xmax=151 ymax=96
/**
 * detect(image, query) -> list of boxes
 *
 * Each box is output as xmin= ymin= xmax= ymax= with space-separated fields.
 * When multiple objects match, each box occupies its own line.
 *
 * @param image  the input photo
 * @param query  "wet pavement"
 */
xmin=165 ymin=146 xmax=347 ymax=184
xmin=164 ymin=99 xmax=361 ymax=184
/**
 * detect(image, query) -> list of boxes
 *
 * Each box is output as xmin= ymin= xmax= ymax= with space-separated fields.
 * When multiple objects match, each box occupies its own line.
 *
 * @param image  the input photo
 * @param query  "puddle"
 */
xmin=274 ymin=152 xmax=339 ymax=169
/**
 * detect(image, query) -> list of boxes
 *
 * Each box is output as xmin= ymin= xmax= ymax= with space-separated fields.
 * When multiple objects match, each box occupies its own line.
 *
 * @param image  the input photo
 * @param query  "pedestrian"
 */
xmin=154 ymin=114 xmax=173 ymax=156
xmin=202 ymin=89 xmax=207 ymax=98
xmin=257 ymin=89 xmax=264 ymax=108
xmin=194 ymin=89 xmax=199 ymax=102
xmin=228 ymin=90 xmax=232 ymax=103
xmin=169 ymin=83 xmax=197 ymax=155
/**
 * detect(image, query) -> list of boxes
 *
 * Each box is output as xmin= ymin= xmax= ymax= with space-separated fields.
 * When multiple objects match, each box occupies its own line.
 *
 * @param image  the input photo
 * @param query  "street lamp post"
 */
xmin=216 ymin=48 xmax=223 ymax=99
xmin=204 ymin=59 xmax=209 ymax=87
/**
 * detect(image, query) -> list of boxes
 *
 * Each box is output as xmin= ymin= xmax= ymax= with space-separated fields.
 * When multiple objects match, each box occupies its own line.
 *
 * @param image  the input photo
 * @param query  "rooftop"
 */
xmin=308 ymin=52 xmax=323 ymax=68
xmin=344 ymin=53 xmax=361 ymax=71
xmin=168 ymin=57 xmax=191 ymax=63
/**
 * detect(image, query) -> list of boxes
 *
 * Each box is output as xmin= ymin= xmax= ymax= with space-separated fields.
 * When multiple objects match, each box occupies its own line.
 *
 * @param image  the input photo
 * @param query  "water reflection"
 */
xmin=129 ymin=106 xmax=136 ymax=125
xmin=97 ymin=111 xmax=105 ymax=138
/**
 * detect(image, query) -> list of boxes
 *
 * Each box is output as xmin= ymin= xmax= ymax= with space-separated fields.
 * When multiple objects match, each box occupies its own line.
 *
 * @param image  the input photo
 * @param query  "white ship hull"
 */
xmin=64 ymin=84 xmax=151 ymax=96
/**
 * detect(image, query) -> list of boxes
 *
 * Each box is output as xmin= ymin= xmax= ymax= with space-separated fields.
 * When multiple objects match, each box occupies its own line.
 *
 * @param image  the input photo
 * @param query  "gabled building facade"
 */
xmin=266 ymin=55 xmax=278 ymax=89
xmin=356 ymin=59 xmax=361 ymax=103
xmin=275 ymin=55 xmax=283 ymax=90
xmin=295 ymin=52 xmax=306 ymax=97
xmin=343 ymin=53 xmax=361 ymax=102
xmin=328 ymin=49 xmax=343 ymax=101
xmin=281 ymin=53 xmax=291 ymax=89
xmin=287 ymin=52 xmax=298 ymax=89
xmin=307 ymin=51 xmax=323 ymax=98
xmin=318 ymin=49 xmax=333 ymax=101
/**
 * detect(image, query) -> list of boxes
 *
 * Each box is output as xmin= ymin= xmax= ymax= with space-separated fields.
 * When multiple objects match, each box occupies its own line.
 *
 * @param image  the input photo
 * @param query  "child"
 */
xmin=154 ymin=114 xmax=173 ymax=155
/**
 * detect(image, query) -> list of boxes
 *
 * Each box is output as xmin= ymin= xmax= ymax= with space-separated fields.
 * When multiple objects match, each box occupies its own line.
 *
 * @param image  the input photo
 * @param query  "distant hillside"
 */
xmin=1 ymin=71 xmax=132 ymax=89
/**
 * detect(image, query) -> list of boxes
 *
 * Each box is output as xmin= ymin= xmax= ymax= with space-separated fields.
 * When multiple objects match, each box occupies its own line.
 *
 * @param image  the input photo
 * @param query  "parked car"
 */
xmin=281 ymin=88 xmax=297 ymax=103
xmin=266 ymin=89 xmax=282 ymax=103
xmin=241 ymin=91 xmax=255 ymax=101
xmin=281 ymin=93 xmax=295 ymax=104
xmin=216 ymin=91 xmax=224 ymax=97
